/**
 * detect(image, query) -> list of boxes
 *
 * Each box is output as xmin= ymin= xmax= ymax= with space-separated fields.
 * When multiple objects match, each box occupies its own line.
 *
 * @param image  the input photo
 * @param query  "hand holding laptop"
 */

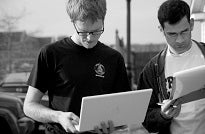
xmin=75 ymin=120 xmax=126 ymax=134
xmin=94 ymin=121 xmax=115 ymax=134
xmin=61 ymin=89 xmax=152 ymax=133
xmin=59 ymin=113 xmax=115 ymax=133
xmin=56 ymin=112 xmax=79 ymax=133
xmin=74 ymin=89 xmax=152 ymax=132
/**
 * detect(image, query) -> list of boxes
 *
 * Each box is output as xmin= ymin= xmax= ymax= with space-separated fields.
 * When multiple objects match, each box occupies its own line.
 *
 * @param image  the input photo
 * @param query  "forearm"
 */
xmin=24 ymin=102 xmax=62 ymax=124
xmin=143 ymin=95 xmax=172 ymax=132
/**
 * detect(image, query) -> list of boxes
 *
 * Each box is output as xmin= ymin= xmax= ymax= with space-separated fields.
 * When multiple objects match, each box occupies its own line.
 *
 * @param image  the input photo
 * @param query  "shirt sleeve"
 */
xmin=113 ymin=53 xmax=131 ymax=92
xmin=27 ymin=45 xmax=55 ymax=93
xmin=137 ymin=63 xmax=172 ymax=133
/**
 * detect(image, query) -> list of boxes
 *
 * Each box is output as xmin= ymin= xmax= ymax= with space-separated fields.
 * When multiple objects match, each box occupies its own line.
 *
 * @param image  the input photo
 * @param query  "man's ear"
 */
xmin=158 ymin=25 xmax=166 ymax=36
xmin=190 ymin=18 xmax=194 ymax=31
xmin=158 ymin=25 xmax=163 ymax=32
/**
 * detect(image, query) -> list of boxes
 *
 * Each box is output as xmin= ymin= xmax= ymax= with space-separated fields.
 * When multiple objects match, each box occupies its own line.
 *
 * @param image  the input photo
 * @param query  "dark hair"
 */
xmin=158 ymin=0 xmax=190 ymax=29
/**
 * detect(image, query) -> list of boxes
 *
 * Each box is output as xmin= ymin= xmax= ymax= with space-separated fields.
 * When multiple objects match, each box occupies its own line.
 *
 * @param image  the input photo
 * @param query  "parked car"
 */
xmin=0 ymin=72 xmax=48 ymax=106
xmin=0 ymin=93 xmax=35 ymax=134
xmin=0 ymin=72 xmax=49 ymax=134
xmin=0 ymin=72 xmax=30 ymax=93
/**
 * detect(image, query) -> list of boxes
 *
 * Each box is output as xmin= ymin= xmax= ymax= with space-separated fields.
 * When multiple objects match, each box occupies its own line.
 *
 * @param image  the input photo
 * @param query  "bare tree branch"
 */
xmin=0 ymin=7 xmax=26 ymax=31
xmin=0 ymin=8 xmax=27 ymax=73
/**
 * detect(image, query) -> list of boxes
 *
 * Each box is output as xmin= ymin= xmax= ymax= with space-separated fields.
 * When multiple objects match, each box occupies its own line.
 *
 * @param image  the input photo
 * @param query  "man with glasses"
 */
xmin=136 ymin=0 xmax=205 ymax=134
xmin=23 ymin=0 xmax=131 ymax=134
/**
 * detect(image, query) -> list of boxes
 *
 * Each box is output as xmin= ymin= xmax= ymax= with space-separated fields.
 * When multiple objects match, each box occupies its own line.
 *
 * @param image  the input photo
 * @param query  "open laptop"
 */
xmin=74 ymin=89 xmax=153 ymax=132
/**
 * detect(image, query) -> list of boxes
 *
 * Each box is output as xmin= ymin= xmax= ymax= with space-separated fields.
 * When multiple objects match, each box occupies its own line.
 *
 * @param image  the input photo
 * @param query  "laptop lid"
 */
xmin=171 ymin=65 xmax=205 ymax=100
xmin=75 ymin=89 xmax=152 ymax=132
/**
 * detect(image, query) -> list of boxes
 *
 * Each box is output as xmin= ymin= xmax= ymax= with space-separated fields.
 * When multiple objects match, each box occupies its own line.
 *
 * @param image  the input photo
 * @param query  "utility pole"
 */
xmin=126 ymin=0 xmax=132 ymax=88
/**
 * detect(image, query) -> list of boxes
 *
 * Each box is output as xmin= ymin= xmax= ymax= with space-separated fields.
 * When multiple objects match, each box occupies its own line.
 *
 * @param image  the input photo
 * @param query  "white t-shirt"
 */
xmin=165 ymin=41 xmax=205 ymax=134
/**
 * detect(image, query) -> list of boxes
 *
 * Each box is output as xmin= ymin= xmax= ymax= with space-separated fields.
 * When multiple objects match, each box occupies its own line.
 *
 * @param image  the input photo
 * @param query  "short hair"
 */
xmin=158 ymin=0 xmax=190 ymax=29
xmin=66 ymin=0 xmax=107 ymax=23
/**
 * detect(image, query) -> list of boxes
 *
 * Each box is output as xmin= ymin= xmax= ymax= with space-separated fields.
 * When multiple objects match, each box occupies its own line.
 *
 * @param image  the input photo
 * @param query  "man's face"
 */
xmin=162 ymin=16 xmax=194 ymax=54
xmin=73 ymin=19 xmax=104 ymax=49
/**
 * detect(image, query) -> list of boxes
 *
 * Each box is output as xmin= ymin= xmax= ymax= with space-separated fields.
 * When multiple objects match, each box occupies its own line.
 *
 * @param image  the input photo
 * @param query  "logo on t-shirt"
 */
xmin=94 ymin=63 xmax=105 ymax=78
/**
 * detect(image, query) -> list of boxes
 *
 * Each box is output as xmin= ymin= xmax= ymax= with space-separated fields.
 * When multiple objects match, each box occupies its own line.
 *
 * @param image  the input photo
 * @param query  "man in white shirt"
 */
xmin=137 ymin=0 xmax=205 ymax=134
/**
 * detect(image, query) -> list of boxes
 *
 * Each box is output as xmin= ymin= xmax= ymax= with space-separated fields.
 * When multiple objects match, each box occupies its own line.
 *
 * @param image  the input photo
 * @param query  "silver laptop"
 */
xmin=75 ymin=89 xmax=153 ymax=132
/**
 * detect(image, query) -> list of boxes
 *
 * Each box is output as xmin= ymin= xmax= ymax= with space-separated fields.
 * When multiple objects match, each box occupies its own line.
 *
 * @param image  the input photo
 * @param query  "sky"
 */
xmin=0 ymin=0 xmax=201 ymax=45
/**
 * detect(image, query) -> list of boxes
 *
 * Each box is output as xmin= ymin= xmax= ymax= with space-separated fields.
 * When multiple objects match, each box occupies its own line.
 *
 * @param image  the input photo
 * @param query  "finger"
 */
xmin=161 ymin=100 xmax=172 ymax=112
xmin=165 ymin=100 xmax=179 ymax=111
xmin=108 ymin=120 xmax=115 ymax=133
xmin=168 ymin=105 xmax=181 ymax=118
xmin=70 ymin=113 xmax=80 ymax=123
xmin=167 ymin=107 xmax=174 ymax=116
xmin=68 ymin=112 xmax=80 ymax=131
xmin=71 ymin=120 xmax=78 ymax=125
xmin=162 ymin=99 xmax=169 ymax=103
xmin=172 ymin=105 xmax=181 ymax=118
xmin=63 ymin=118 xmax=78 ymax=133
xmin=170 ymin=110 xmax=180 ymax=118
xmin=161 ymin=110 xmax=172 ymax=119
xmin=101 ymin=122 xmax=108 ymax=134
xmin=168 ymin=108 xmax=175 ymax=118
xmin=163 ymin=106 xmax=175 ymax=119
xmin=64 ymin=122 xmax=76 ymax=133
xmin=94 ymin=126 xmax=102 ymax=134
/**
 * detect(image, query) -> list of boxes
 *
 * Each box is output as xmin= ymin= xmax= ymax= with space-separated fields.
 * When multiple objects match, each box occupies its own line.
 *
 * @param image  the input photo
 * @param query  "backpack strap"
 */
xmin=200 ymin=42 xmax=205 ymax=47
xmin=192 ymin=40 xmax=205 ymax=57
xmin=199 ymin=41 xmax=205 ymax=57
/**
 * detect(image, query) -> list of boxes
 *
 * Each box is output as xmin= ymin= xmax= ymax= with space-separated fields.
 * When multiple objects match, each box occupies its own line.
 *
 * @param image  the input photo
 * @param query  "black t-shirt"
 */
xmin=28 ymin=37 xmax=130 ymax=133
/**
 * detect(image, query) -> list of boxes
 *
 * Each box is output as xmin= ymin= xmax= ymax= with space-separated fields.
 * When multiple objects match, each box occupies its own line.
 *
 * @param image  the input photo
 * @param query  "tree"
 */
xmin=0 ymin=9 xmax=26 ymax=73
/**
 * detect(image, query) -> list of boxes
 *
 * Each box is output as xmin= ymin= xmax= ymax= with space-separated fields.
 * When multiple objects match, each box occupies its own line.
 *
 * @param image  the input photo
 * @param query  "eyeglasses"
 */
xmin=73 ymin=23 xmax=104 ymax=36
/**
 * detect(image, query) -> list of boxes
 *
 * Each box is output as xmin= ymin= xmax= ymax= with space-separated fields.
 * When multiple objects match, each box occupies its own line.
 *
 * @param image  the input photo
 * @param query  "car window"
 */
xmin=3 ymin=72 xmax=30 ymax=84
xmin=0 ymin=72 xmax=30 ymax=93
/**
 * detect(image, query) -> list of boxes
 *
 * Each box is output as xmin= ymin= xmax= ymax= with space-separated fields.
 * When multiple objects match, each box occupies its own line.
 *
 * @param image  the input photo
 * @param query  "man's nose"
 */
xmin=85 ymin=34 xmax=95 ymax=41
xmin=175 ymin=34 xmax=184 ymax=43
